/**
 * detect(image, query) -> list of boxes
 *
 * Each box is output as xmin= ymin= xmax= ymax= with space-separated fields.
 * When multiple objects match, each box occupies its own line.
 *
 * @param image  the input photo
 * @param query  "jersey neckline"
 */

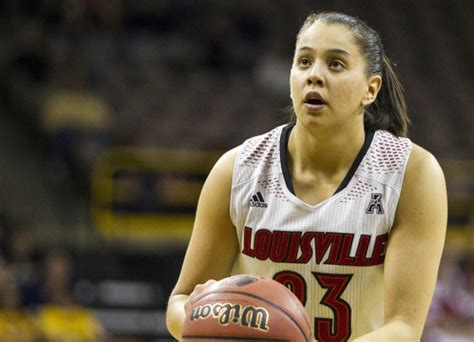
xmin=279 ymin=124 xmax=375 ymax=200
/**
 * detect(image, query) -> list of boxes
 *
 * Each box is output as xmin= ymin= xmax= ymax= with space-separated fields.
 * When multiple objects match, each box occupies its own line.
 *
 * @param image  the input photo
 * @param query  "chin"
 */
xmin=297 ymin=114 xmax=327 ymax=129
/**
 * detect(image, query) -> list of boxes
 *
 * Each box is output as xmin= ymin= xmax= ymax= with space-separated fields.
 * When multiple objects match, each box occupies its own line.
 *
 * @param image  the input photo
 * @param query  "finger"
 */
xmin=185 ymin=279 xmax=218 ymax=312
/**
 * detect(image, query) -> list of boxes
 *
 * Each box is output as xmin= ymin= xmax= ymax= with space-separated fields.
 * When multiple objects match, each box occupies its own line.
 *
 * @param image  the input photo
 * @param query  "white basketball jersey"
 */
xmin=230 ymin=124 xmax=412 ymax=341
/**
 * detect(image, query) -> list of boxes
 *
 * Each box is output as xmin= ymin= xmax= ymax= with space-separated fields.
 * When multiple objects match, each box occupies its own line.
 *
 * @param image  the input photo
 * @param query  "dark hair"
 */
xmin=295 ymin=12 xmax=410 ymax=137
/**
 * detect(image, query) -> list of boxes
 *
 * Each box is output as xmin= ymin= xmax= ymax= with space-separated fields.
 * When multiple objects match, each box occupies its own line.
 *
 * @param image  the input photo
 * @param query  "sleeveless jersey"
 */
xmin=230 ymin=124 xmax=412 ymax=341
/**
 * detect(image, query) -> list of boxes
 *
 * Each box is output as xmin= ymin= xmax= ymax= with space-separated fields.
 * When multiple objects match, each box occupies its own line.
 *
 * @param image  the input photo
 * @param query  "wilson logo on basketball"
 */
xmin=190 ymin=302 xmax=270 ymax=331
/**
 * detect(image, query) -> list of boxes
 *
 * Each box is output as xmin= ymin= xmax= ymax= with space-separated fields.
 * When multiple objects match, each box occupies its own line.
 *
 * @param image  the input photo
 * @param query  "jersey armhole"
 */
xmin=229 ymin=144 xmax=244 ymax=227
xmin=388 ymin=139 xmax=414 ymax=231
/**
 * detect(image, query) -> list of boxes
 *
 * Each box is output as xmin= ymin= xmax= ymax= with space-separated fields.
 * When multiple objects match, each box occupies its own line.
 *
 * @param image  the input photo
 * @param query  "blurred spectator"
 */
xmin=3 ymin=228 xmax=42 ymax=310
xmin=37 ymin=304 xmax=105 ymax=342
xmin=0 ymin=261 xmax=40 ymax=342
xmin=4 ymin=18 xmax=50 ymax=120
xmin=423 ymin=253 xmax=474 ymax=341
xmin=40 ymin=60 xmax=112 ymax=185
xmin=36 ymin=248 xmax=105 ymax=342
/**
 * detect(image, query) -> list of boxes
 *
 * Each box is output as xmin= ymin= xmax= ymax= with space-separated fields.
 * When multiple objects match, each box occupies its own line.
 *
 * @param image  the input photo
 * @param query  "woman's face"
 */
xmin=290 ymin=21 xmax=379 ymax=130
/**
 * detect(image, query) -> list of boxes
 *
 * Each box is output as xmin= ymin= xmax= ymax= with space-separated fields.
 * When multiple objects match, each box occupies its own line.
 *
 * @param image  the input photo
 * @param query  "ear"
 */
xmin=362 ymin=75 xmax=382 ymax=106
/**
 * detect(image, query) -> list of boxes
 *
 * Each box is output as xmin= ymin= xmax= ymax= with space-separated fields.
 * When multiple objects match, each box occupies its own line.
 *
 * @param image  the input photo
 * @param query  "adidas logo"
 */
xmin=250 ymin=192 xmax=268 ymax=208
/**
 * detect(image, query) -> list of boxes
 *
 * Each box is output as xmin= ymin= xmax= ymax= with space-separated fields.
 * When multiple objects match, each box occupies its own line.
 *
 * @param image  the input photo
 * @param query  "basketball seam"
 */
xmin=193 ymin=290 xmax=310 ymax=342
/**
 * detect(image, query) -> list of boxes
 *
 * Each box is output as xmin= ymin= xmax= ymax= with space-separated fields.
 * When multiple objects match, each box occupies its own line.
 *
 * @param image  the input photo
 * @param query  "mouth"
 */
xmin=303 ymin=92 xmax=326 ymax=111
xmin=305 ymin=98 xmax=325 ymax=105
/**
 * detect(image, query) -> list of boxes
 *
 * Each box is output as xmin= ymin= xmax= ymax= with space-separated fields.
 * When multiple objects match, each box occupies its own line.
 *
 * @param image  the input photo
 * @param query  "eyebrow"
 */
xmin=298 ymin=46 xmax=352 ymax=56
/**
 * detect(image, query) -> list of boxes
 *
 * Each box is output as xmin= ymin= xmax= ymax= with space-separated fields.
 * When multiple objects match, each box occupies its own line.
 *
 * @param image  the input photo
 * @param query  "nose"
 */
xmin=306 ymin=64 xmax=324 ymax=87
xmin=306 ymin=74 xmax=324 ymax=87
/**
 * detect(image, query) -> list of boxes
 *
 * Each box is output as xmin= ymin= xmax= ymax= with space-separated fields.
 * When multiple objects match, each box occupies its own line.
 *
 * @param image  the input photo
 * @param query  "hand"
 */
xmin=184 ymin=279 xmax=217 ymax=315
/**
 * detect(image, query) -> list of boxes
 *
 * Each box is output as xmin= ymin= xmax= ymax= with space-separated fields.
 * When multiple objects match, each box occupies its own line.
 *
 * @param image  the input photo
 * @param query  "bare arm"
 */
xmin=166 ymin=148 xmax=239 ymax=339
xmin=355 ymin=145 xmax=447 ymax=341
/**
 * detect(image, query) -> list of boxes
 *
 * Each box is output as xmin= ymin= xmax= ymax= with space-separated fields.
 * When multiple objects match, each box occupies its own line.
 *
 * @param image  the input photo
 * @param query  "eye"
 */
xmin=298 ymin=57 xmax=312 ymax=67
xmin=329 ymin=60 xmax=344 ymax=70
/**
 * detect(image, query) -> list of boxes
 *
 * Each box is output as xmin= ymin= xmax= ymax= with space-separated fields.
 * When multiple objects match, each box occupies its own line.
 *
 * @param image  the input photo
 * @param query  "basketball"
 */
xmin=182 ymin=274 xmax=312 ymax=341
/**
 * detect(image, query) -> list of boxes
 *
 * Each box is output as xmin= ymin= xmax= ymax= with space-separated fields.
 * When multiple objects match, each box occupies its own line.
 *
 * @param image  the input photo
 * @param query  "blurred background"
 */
xmin=0 ymin=0 xmax=472 ymax=341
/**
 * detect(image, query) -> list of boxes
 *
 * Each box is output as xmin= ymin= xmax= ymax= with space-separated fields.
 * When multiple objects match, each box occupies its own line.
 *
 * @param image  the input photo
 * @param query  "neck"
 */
xmin=288 ymin=121 xmax=366 ymax=175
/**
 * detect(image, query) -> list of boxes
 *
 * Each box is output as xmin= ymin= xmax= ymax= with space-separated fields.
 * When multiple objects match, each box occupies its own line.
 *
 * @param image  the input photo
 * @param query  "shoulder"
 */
xmin=213 ymin=125 xmax=285 ymax=174
xmin=207 ymin=147 xmax=239 ymax=185
xmin=211 ymin=125 xmax=281 ymax=183
xmin=404 ymin=143 xmax=445 ymax=187
xmin=396 ymin=143 xmax=447 ymax=224
xmin=233 ymin=125 xmax=285 ymax=172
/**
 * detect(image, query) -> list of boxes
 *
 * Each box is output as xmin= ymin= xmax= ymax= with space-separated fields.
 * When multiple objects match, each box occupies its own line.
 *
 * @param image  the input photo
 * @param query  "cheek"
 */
xmin=289 ymin=70 xmax=300 ymax=100
xmin=332 ymin=74 xmax=367 ymax=106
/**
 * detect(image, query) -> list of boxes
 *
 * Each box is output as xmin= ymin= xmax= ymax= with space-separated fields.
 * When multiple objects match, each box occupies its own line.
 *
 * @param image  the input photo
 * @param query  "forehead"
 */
xmin=296 ymin=21 xmax=360 ymax=56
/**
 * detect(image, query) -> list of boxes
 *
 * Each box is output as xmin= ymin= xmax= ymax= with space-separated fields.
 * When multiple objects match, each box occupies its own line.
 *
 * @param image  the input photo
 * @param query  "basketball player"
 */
xmin=166 ymin=12 xmax=447 ymax=341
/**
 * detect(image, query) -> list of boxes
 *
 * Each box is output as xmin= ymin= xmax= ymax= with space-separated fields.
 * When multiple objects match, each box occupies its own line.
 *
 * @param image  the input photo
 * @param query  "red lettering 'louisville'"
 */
xmin=241 ymin=226 xmax=388 ymax=267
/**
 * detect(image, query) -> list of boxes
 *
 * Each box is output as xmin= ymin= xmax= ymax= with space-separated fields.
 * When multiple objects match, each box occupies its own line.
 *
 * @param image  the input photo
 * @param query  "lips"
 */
xmin=304 ymin=91 xmax=326 ymax=111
